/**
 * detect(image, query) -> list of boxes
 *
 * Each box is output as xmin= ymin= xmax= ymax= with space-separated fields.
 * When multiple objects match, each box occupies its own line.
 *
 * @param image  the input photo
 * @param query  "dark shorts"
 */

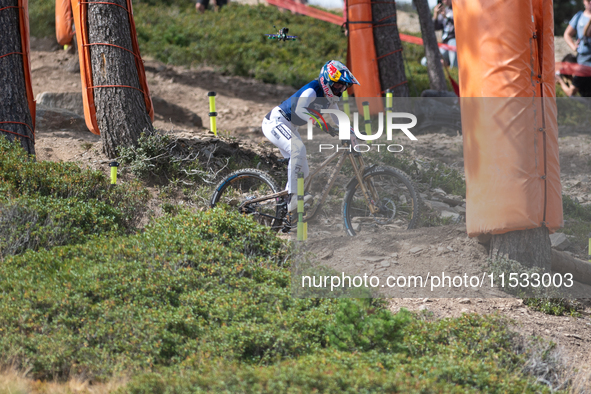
xmin=573 ymin=76 xmax=591 ymax=98
xmin=197 ymin=0 xmax=227 ymax=8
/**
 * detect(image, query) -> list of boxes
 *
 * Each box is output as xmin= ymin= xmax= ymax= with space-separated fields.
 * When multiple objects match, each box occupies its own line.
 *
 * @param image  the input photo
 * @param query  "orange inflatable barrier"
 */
xmin=71 ymin=0 xmax=154 ymax=135
xmin=347 ymin=0 xmax=383 ymax=112
xmin=0 ymin=0 xmax=35 ymax=140
xmin=454 ymin=0 xmax=562 ymax=237
xmin=56 ymin=0 xmax=74 ymax=46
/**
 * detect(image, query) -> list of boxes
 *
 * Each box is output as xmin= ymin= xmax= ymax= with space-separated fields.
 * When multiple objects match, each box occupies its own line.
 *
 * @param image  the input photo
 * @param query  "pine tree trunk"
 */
xmin=0 ymin=0 xmax=35 ymax=155
xmin=87 ymin=0 xmax=153 ymax=158
xmin=371 ymin=1 xmax=409 ymax=97
xmin=413 ymin=0 xmax=447 ymax=91
xmin=490 ymin=227 xmax=552 ymax=272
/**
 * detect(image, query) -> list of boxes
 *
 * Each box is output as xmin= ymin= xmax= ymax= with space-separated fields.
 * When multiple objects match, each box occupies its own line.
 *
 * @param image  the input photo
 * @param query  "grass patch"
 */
xmin=561 ymin=194 xmax=591 ymax=254
xmin=489 ymin=257 xmax=582 ymax=317
xmin=0 ymin=139 xmax=148 ymax=257
xmin=134 ymin=3 xmax=346 ymax=87
xmin=0 ymin=205 xmax=562 ymax=392
xmin=28 ymin=0 xmax=437 ymax=94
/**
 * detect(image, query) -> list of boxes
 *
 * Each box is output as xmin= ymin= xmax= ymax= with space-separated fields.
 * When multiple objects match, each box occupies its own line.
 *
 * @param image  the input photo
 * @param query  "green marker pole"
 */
xmin=109 ymin=161 xmax=119 ymax=185
xmin=296 ymin=172 xmax=307 ymax=241
xmin=385 ymin=89 xmax=393 ymax=118
xmin=588 ymin=238 xmax=591 ymax=262
xmin=208 ymin=91 xmax=217 ymax=136
xmin=362 ymin=101 xmax=372 ymax=144
xmin=342 ymin=90 xmax=351 ymax=119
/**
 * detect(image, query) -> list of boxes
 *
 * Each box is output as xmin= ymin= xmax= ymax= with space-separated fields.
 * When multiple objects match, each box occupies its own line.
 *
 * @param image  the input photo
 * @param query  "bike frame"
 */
xmin=237 ymin=140 xmax=382 ymax=225
xmin=302 ymin=141 xmax=381 ymax=222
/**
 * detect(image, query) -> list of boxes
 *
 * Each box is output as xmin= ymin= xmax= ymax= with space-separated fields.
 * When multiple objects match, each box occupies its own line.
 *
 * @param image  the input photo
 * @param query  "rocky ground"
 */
xmin=21 ymin=36 xmax=591 ymax=388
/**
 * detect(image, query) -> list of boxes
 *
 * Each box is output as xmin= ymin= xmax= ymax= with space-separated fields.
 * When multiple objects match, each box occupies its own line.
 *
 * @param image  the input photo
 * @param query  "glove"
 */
xmin=325 ymin=124 xmax=338 ymax=137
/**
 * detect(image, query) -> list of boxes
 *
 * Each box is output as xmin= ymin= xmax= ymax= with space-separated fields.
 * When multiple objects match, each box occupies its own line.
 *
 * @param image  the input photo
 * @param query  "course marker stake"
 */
xmin=297 ymin=172 xmax=307 ymax=241
xmin=342 ymin=90 xmax=351 ymax=118
xmin=110 ymin=161 xmax=119 ymax=185
xmin=208 ymin=91 xmax=217 ymax=136
xmin=362 ymin=101 xmax=372 ymax=144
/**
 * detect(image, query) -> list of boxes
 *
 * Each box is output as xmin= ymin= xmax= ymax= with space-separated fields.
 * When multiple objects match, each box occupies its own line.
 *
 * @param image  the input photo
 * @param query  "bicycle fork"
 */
xmin=348 ymin=154 xmax=380 ymax=215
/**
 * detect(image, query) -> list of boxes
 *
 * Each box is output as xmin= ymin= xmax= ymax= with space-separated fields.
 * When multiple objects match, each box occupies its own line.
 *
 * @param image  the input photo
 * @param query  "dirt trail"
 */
xmin=26 ymin=42 xmax=591 ymax=381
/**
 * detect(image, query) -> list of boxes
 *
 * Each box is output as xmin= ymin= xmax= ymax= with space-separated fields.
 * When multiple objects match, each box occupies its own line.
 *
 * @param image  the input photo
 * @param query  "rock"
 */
xmin=36 ymin=92 xmax=84 ymax=116
xmin=36 ymin=105 xmax=88 ymax=132
xmin=364 ymin=256 xmax=385 ymax=262
xmin=550 ymin=232 xmax=570 ymax=251
xmin=458 ymin=298 xmax=470 ymax=304
xmin=152 ymin=96 xmax=203 ymax=127
xmin=425 ymin=200 xmax=452 ymax=211
xmin=433 ymin=188 xmax=447 ymax=195
xmin=441 ymin=210 xmax=461 ymax=222
xmin=380 ymin=261 xmax=392 ymax=267
xmin=409 ymin=247 xmax=424 ymax=254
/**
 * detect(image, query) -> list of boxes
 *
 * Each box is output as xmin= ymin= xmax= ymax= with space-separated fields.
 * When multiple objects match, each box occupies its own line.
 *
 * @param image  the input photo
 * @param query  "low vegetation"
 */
xmin=27 ymin=0 xmax=444 ymax=94
xmin=0 ymin=139 xmax=148 ymax=258
xmin=0 ymin=207 xmax=556 ymax=391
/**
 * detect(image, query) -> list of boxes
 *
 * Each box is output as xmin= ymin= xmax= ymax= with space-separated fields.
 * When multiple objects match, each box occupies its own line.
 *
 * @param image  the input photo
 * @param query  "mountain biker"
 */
xmin=261 ymin=60 xmax=360 ymax=214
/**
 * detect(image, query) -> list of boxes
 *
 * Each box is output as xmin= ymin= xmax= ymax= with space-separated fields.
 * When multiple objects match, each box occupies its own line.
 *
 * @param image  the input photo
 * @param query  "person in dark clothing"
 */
xmin=196 ymin=0 xmax=227 ymax=13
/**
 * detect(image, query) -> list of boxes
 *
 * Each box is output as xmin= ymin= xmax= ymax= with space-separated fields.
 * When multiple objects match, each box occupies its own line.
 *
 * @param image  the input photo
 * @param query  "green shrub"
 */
xmin=327 ymin=299 xmax=410 ymax=352
xmin=0 ymin=208 xmax=336 ymax=380
xmin=119 ymin=314 xmax=551 ymax=393
xmin=0 ymin=138 xmax=148 ymax=256
xmin=28 ymin=0 xmax=55 ymax=38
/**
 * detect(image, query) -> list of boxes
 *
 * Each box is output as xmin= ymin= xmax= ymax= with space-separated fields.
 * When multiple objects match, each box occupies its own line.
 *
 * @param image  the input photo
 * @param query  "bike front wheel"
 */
xmin=342 ymin=166 xmax=421 ymax=236
xmin=210 ymin=169 xmax=285 ymax=230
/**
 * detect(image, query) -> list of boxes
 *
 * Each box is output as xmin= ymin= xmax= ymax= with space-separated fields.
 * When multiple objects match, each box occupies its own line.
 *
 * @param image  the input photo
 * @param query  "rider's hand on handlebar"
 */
xmin=325 ymin=124 xmax=338 ymax=137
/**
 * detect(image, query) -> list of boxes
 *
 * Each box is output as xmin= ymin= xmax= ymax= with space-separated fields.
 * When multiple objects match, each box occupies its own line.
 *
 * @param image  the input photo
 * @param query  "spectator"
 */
xmin=564 ymin=0 xmax=591 ymax=97
xmin=555 ymin=54 xmax=579 ymax=97
xmin=432 ymin=0 xmax=457 ymax=68
xmin=196 ymin=0 xmax=227 ymax=13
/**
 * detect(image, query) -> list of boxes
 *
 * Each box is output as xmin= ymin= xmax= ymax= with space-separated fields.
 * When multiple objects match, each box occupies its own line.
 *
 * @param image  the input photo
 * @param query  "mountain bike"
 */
xmin=210 ymin=139 xmax=421 ymax=236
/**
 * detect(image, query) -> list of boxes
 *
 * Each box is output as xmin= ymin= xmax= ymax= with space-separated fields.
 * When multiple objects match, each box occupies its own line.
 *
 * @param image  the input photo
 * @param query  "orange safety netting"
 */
xmin=0 ymin=0 xmax=35 ymax=141
xmin=71 ymin=0 xmax=154 ymax=135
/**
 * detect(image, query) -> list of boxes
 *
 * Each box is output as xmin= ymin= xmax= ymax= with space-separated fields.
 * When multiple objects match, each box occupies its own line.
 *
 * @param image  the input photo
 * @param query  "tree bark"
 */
xmin=0 ymin=0 xmax=35 ymax=155
xmin=489 ymin=227 xmax=552 ymax=272
xmin=87 ymin=0 xmax=153 ymax=158
xmin=371 ymin=0 xmax=409 ymax=97
xmin=413 ymin=0 xmax=447 ymax=91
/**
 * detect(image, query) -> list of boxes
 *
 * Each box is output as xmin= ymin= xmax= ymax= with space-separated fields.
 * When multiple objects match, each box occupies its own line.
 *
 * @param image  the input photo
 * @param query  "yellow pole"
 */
xmin=342 ymin=90 xmax=351 ymax=118
xmin=109 ymin=161 xmax=119 ymax=185
xmin=208 ymin=91 xmax=217 ymax=136
xmin=385 ymin=89 xmax=393 ymax=118
xmin=296 ymin=172 xmax=307 ymax=241
xmin=362 ymin=101 xmax=372 ymax=144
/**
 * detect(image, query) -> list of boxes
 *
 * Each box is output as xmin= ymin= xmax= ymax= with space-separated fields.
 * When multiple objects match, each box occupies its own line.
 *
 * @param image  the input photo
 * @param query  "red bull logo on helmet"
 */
xmin=327 ymin=63 xmax=342 ymax=82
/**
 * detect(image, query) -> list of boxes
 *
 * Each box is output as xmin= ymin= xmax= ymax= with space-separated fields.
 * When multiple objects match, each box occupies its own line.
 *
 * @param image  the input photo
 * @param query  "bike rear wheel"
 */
xmin=342 ymin=166 xmax=420 ymax=236
xmin=210 ymin=169 xmax=285 ymax=230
